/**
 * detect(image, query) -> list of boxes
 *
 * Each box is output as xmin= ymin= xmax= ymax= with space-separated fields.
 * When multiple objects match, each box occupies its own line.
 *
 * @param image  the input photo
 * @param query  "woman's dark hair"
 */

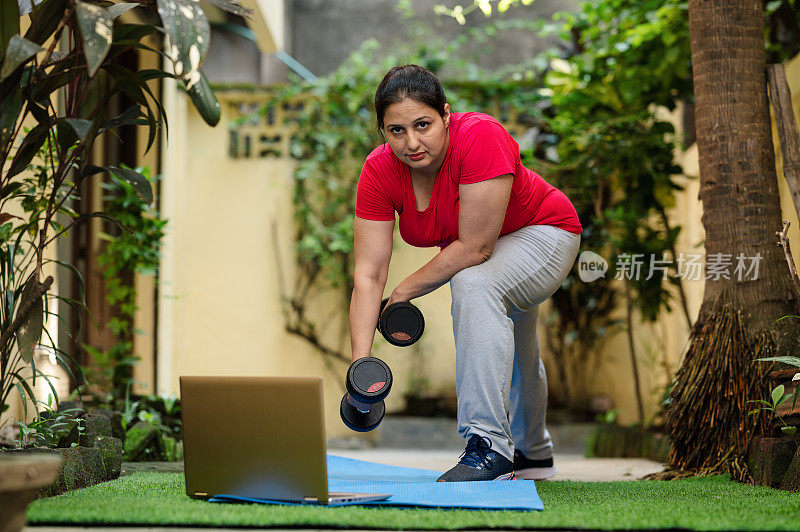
xmin=374 ymin=65 xmax=448 ymax=134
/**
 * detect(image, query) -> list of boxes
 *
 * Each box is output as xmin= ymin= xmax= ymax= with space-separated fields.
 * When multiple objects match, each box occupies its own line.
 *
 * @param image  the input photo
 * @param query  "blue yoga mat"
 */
xmin=209 ymin=454 xmax=543 ymax=511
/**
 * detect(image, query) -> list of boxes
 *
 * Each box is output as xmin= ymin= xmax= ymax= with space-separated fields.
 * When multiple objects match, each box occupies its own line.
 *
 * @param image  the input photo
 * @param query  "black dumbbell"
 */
xmin=377 ymin=298 xmax=425 ymax=347
xmin=340 ymin=356 xmax=393 ymax=432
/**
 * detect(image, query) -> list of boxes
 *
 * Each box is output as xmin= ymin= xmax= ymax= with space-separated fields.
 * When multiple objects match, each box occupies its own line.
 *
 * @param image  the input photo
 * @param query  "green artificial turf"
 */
xmin=26 ymin=472 xmax=800 ymax=530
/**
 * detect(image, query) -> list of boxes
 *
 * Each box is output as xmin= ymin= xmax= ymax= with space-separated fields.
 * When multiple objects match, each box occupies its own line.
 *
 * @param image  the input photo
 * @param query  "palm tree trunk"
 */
xmin=663 ymin=0 xmax=800 ymax=481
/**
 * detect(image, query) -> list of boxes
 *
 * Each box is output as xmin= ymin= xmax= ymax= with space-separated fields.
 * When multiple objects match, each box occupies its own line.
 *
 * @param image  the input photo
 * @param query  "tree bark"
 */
xmin=663 ymin=0 xmax=800 ymax=480
xmin=767 ymin=63 xmax=800 ymax=222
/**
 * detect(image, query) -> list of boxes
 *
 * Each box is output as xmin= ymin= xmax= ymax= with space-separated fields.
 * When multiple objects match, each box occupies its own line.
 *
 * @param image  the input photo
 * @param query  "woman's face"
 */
xmin=382 ymin=98 xmax=450 ymax=176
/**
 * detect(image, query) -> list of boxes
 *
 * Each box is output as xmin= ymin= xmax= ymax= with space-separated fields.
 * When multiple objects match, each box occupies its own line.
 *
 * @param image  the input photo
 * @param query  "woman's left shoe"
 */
xmin=437 ymin=435 xmax=515 ymax=481
xmin=513 ymin=450 xmax=558 ymax=480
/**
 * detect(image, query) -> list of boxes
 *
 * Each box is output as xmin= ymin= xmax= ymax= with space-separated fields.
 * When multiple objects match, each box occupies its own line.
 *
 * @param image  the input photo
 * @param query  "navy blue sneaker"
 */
xmin=437 ymin=435 xmax=515 ymax=482
xmin=513 ymin=450 xmax=557 ymax=480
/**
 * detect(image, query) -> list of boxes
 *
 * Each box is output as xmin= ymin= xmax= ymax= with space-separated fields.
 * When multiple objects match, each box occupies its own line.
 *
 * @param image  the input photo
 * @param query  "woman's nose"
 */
xmin=406 ymin=131 xmax=421 ymax=150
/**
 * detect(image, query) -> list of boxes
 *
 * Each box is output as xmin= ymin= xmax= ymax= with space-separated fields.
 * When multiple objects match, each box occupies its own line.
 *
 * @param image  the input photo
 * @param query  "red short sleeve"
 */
xmin=355 ymin=160 xmax=396 ymax=221
xmin=458 ymin=119 xmax=518 ymax=185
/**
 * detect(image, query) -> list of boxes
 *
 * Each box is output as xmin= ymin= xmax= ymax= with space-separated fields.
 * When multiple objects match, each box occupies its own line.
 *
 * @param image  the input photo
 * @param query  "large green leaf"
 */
xmin=103 ymin=64 xmax=166 ymax=151
xmin=157 ymin=0 xmax=209 ymax=90
xmin=63 ymin=118 xmax=93 ymax=140
xmin=772 ymin=384 xmax=786 ymax=407
xmin=0 ymin=0 xmax=20 ymax=59
xmin=31 ymin=66 xmax=76 ymax=101
xmin=0 ymin=35 xmax=43 ymax=79
xmin=15 ymin=278 xmax=44 ymax=363
xmin=7 ymin=122 xmax=48 ymax=177
xmin=108 ymin=165 xmax=153 ymax=204
xmin=98 ymin=104 xmax=146 ymax=133
xmin=55 ymin=117 xmax=93 ymax=154
xmin=0 ymin=81 xmax=22 ymax=147
xmin=24 ymin=0 xmax=67 ymax=45
xmin=75 ymin=0 xmax=113 ymax=78
xmin=756 ymin=355 xmax=800 ymax=368
xmin=185 ymin=69 xmax=220 ymax=126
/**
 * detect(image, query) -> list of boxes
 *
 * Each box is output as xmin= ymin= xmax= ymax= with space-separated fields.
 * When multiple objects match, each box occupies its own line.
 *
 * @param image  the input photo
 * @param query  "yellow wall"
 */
xmin=147 ymin=55 xmax=800 ymax=438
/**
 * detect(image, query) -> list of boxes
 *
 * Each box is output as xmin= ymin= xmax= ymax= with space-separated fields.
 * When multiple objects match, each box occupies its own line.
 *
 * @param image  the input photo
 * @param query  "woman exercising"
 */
xmin=350 ymin=65 xmax=582 ymax=482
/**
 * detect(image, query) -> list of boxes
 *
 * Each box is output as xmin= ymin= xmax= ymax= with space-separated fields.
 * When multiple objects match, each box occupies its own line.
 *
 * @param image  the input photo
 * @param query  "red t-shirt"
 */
xmin=355 ymin=112 xmax=582 ymax=249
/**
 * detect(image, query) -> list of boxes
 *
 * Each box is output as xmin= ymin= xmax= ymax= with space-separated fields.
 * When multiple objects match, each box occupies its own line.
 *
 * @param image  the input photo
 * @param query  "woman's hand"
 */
xmin=385 ymin=285 xmax=411 ymax=308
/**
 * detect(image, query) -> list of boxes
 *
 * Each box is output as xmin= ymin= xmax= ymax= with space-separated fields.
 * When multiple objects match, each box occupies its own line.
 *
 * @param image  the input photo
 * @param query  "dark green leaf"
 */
xmin=55 ymin=119 xmax=78 ymax=153
xmin=63 ymin=118 xmax=93 ymax=140
xmin=108 ymin=166 xmax=153 ymax=204
xmin=14 ymin=381 xmax=30 ymax=420
xmin=27 ymin=102 xmax=50 ymax=125
xmin=31 ymin=67 xmax=76 ymax=101
xmin=139 ymin=69 xmax=174 ymax=81
xmin=157 ymin=0 xmax=209 ymax=88
xmin=0 ymin=81 xmax=22 ymax=147
xmin=75 ymin=0 xmax=113 ymax=78
xmin=185 ymin=69 xmax=221 ymax=126
xmin=80 ymin=164 xmax=105 ymax=179
xmin=0 ymin=35 xmax=44 ymax=79
xmin=103 ymin=64 xmax=166 ymax=151
xmin=7 ymin=123 xmax=48 ymax=178
xmin=781 ymin=426 xmax=797 ymax=435
xmin=0 ymin=0 xmax=20 ymax=59
xmin=24 ymin=0 xmax=67 ymax=45
xmin=0 ymin=181 xmax=23 ymax=198
xmin=98 ymin=104 xmax=143 ymax=133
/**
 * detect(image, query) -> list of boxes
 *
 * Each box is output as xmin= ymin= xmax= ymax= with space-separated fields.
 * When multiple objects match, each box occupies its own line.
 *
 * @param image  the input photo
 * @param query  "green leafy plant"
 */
xmin=1 ymin=0 xmax=241 ymax=433
xmin=83 ymin=165 xmax=166 ymax=406
xmin=748 ymin=383 xmax=798 ymax=436
xmin=753 ymin=352 xmax=800 ymax=436
xmin=14 ymin=394 xmax=85 ymax=448
xmin=596 ymin=408 xmax=619 ymax=425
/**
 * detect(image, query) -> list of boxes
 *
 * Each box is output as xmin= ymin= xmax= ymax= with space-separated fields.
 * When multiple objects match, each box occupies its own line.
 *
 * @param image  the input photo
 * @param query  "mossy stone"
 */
xmin=89 ymin=408 xmax=126 ymax=444
xmin=95 ymin=436 xmax=123 ymax=480
xmin=78 ymin=413 xmax=112 ymax=447
xmin=124 ymin=422 xmax=162 ymax=461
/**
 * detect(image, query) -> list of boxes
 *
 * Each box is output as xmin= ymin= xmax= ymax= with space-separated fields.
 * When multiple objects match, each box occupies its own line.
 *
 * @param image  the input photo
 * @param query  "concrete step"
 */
xmin=329 ymin=415 xmax=596 ymax=455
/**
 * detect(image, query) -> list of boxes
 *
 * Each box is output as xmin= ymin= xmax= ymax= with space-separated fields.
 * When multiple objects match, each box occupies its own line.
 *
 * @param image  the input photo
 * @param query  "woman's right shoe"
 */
xmin=513 ymin=450 xmax=558 ymax=480
xmin=437 ymin=435 xmax=515 ymax=482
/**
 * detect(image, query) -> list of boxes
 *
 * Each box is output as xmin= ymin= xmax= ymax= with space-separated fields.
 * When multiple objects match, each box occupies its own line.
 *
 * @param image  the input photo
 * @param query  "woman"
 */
xmin=350 ymin=65 xmax=582 ymax=482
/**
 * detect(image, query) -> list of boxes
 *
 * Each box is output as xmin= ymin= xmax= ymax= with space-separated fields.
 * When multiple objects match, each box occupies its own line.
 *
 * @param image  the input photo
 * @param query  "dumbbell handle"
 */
xmin=346 ymin=394 xmax=372 ymax=413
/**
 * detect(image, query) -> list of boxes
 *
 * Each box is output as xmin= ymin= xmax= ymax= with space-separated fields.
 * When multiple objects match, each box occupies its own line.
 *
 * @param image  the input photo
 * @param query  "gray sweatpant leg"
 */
xmin=449 ymin=225 xmax=581 ymax=461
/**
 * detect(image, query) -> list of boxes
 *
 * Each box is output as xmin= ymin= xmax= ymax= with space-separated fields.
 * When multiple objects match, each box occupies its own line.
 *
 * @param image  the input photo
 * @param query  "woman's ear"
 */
xmin=443 ymin=103 xmax=451 ymax=128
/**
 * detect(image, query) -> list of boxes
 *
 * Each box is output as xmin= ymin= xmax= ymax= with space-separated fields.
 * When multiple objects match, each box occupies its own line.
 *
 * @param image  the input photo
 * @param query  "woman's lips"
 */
xmin=408 ymin=152 xmax=425 ymax=161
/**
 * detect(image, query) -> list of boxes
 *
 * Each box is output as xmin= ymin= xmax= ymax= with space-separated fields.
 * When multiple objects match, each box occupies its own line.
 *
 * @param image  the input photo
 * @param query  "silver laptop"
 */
xmin=180 ymin=375 xmax=390 ymax=505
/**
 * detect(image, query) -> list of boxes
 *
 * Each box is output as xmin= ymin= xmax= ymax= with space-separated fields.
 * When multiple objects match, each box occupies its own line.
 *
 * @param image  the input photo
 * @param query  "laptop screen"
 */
xmin=180 ymin=376 xmax=329 ymax=502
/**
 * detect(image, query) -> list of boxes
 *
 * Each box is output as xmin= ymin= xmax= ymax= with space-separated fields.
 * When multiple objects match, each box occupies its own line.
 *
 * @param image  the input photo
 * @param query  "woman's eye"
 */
xmin=390 ymin=127 xmax=404 ymax=135
xmin=416 ymin=122 xmax=429 ymax=129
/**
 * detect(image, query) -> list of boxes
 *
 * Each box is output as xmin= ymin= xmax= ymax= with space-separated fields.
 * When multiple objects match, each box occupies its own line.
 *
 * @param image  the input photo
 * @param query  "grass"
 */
xmin=27 ymin=472 xmax=800 ymax=530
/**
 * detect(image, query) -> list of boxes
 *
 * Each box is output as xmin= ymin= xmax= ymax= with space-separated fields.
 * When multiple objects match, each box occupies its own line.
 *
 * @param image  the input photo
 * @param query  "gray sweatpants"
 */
xmin=449 ymin=224 xmax=581 ymax=461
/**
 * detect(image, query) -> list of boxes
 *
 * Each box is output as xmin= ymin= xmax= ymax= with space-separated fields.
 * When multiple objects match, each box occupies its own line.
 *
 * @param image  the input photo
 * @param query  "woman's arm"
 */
xmin=387 ymin=174 xmax=513 ymax=305
xmin=350 ymin=216 xmax=395 ymax=361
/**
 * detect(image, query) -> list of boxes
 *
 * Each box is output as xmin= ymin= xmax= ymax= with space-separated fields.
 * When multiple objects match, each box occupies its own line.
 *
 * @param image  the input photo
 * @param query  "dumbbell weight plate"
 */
xmin=340 ymin=395 xmax=385 ymax=432
xmin=378 ymin=299 xmax=425 ymax=347
xmin=346 ymin=356 xmax=392 ymax=404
